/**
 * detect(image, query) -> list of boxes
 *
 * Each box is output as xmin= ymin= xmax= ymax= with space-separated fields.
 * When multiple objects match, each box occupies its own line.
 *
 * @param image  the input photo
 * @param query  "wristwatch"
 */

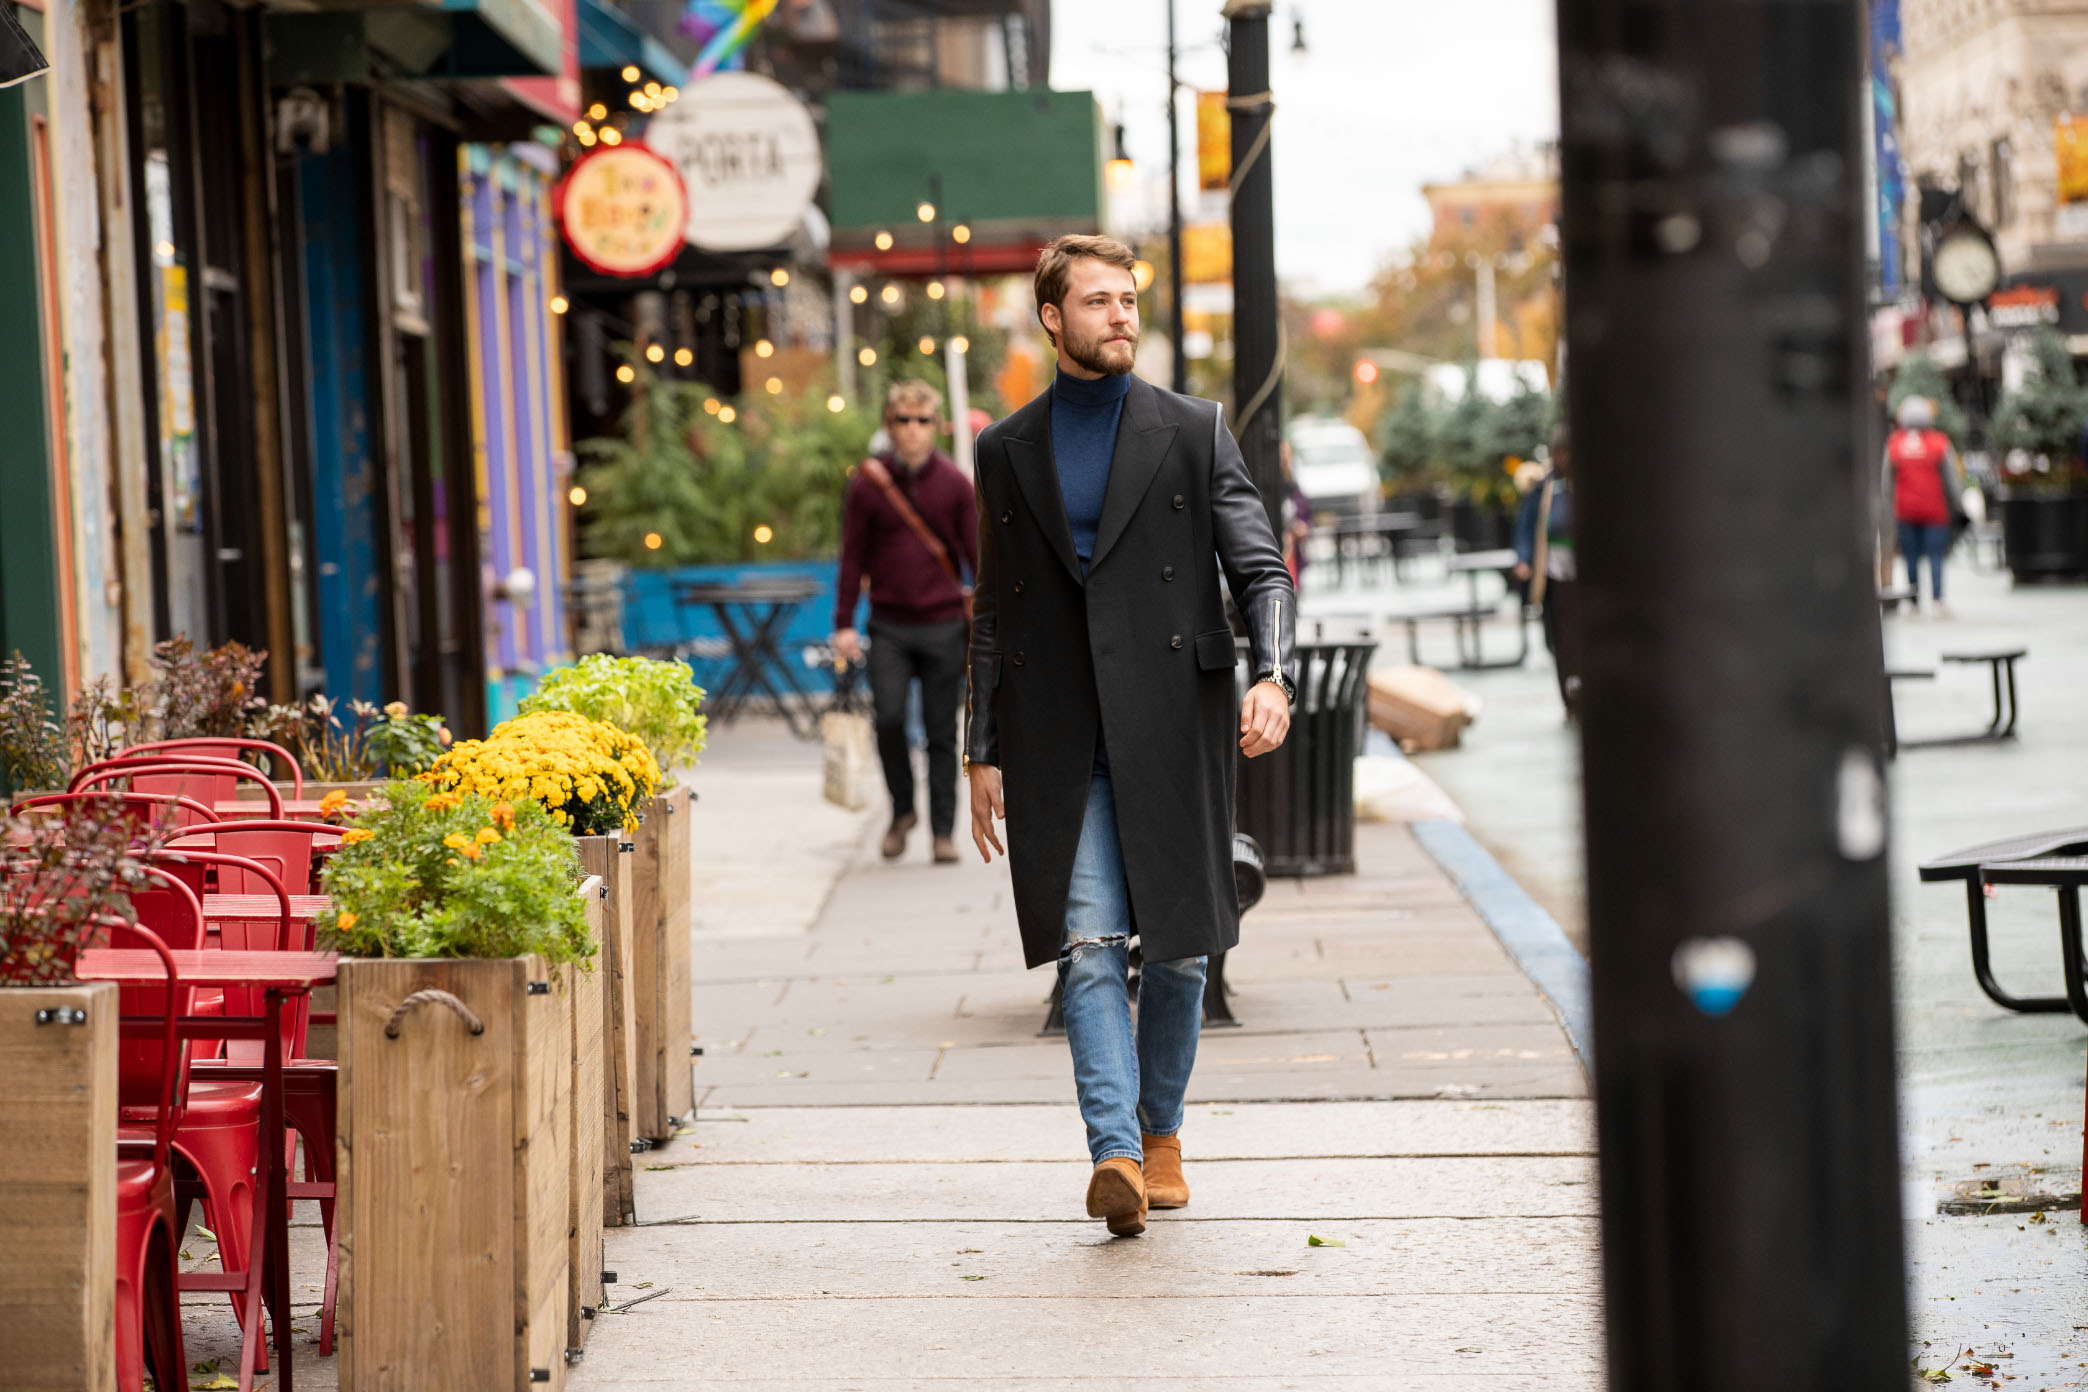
xmin=1255 ymin=669 xmax=1297 ymax=705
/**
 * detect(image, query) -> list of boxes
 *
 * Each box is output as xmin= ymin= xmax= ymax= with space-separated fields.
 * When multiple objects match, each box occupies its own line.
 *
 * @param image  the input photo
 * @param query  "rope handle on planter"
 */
xmin=384 ymin=989 xmax=486 ymax=1039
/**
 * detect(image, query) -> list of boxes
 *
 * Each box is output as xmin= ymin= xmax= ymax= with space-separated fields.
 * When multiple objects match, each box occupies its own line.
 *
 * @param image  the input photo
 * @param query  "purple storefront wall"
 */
xmin=462 ymin=141 xmax=573 ymax=723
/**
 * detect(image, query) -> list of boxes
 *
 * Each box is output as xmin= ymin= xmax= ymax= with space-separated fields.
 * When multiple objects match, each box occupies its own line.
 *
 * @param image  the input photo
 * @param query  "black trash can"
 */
xmin=1235 ymin=618 xmax=1377 ymax=877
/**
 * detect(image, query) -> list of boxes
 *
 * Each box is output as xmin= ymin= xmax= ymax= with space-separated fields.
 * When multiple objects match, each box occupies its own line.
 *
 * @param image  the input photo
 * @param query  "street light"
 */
xmin=916 ymin=201 xmax=936 ymax=223
xmin=874 ymin=230 xmax=894 ymax=251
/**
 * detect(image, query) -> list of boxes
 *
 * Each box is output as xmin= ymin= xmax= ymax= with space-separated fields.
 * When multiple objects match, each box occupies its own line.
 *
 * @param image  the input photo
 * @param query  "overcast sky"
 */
xmin=1048 ymin=0 xmax=1559 ymax=299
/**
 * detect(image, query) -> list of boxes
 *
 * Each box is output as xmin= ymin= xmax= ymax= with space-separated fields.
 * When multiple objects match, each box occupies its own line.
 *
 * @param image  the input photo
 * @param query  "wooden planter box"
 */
xmin=568 ymin=880 xmax=607 ymax=1351
xmin=0 ymin=983 xmax=116 ymax=1392
xmin=631 ymin=790 xmax=694 ymax=1141
xmin=575 ymin=835 xmax=640 ymax=1227
xmin=337 ymin=957 xmax=572 ymax=1390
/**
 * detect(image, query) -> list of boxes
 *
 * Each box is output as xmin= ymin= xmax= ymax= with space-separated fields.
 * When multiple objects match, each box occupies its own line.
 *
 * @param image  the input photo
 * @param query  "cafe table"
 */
xmin=77 ymin=947 xmax=338 ymax=1392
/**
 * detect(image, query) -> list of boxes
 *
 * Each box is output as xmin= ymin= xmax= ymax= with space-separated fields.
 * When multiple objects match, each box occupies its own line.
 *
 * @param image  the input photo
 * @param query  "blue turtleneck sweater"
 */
xmin=1050 ymin=370 xmax=1131 ymax=575
xmin=1050 ymin=370 xmax=1131 ymax=776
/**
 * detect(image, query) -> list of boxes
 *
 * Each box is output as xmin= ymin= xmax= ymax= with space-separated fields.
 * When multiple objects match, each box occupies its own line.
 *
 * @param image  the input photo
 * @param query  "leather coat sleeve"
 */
xmin=1211 ymin=406 xmax=1298 ymax=692
xmin=965 ymin=440 xmax=1001 ymax=766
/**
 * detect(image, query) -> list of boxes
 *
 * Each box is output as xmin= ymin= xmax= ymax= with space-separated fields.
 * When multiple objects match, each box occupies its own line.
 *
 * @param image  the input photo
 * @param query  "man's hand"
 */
xmin=967 ymin=763 xmax=1006 ymax=862
xmin=1512 ymin=562 xmax=1532 ymax=583
xmin=1240 ymin=681 xmax=1291 ymax=758
xmin=831 ymin=628 xmax=862 ymax=664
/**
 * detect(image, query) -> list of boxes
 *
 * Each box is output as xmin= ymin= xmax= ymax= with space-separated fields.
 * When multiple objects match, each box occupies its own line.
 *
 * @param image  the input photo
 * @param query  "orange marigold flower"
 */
xmin=460 ymin=843 xmax=482 ymax=860
xmin=317 ymin=790 xmax=349 ymax=815
xmin=491 ymin=802 xmax=515 ymax=828
xmin=476 ymin=827 xmax=501 ymax=845
xmin=442 ymin=832 xmax=472 ymax=851
xmin=336 ymin=911 xmax=358 ymax=930
xmin=340 ymin=828 xmax=374 ymax=845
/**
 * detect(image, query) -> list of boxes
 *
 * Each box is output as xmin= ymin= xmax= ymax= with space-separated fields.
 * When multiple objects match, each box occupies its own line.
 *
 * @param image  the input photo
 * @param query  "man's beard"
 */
xmin=1064 ymin=322 xmax=1137 ymax=376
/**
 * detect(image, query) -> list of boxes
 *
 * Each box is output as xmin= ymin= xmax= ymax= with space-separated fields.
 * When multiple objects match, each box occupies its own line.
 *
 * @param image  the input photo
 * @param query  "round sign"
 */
xmin=555 ymin=142 xmax=689 ymax=277
xmin=644 ymin=71 xmax=822 ymax=252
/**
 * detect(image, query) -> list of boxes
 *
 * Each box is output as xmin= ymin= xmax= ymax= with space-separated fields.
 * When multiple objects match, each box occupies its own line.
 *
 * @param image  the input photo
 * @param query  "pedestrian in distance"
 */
xmin=832 ymin=379 xmax=979 ymax=864
xmin=1882 ymin=395 xmax=1967 ymax=617
xmin=965 ymin=234 xmax=1298 ymax=1238
xmin=1513 ymin=423 xmax=1582 ymax=718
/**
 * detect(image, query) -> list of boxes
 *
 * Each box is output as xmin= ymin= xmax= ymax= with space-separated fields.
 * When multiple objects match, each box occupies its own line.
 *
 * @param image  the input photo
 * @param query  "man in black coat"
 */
xmin=965 ymin=234 xmax=1297 ymax=1237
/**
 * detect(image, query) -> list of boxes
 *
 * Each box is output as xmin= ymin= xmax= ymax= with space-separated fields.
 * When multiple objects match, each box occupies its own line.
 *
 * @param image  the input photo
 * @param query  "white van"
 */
xmin=1285 ymin=417 xmax=1379 ymax=520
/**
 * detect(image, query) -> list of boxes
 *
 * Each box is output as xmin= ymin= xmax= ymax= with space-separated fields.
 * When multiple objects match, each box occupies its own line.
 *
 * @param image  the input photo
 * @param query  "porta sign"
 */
xmin=556 ymin=142 xmax=689 ymax=277
xmin=646 ymin=71 xmax=821 ymax=252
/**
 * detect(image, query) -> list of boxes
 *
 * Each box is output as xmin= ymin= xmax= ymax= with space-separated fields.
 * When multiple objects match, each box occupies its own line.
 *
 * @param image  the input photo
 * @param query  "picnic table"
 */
xmin=1885 ymin=646 xmax=2025 ymax=754
xmin=1388 ymin=548 xmax=1530 ymax=670
xmin=79 ymin=947 xmax=338 ymax=1392
xmin=670 ymin=576 xmax=825 ymax=738
xmin=1320 ymin=512 xmax=1424 ymax=587
xmin=1920 ymin=826 xmax=2088 ymax=1016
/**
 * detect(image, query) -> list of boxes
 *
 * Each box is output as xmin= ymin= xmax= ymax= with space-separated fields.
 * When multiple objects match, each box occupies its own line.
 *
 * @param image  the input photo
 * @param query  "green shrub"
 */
xmin=519 ymin=654 xmax=707 ymax=786
xmin=319 ymin=782 xmax=594 ymax=965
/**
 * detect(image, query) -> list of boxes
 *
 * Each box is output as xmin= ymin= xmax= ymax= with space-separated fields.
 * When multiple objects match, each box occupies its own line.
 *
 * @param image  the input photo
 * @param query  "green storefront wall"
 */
xmin=0 ymin=75 xmax=63 ymax=695
xmin=824 ymin=88 xmax=1104 ymax=235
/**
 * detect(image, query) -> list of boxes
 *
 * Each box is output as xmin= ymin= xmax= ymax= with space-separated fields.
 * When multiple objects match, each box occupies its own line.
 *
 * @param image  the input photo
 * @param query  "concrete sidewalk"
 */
xmin=572 ymin=720 xmax=1600 ymax=1390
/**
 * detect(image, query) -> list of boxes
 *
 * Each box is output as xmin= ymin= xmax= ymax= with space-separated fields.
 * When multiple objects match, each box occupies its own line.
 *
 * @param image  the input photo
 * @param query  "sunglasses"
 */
xmin=889 ymin=414 xmax=938 ymax=426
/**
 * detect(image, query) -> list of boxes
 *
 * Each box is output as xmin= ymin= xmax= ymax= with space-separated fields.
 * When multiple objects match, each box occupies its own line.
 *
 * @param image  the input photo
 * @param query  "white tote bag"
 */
xmin=820 ymin=710 xmax=875 ymax=811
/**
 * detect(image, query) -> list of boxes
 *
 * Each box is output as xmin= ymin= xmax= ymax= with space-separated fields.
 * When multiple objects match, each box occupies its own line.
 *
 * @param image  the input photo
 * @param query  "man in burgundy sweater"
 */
xmin=833 ymin=380 xmax=980 ymax=862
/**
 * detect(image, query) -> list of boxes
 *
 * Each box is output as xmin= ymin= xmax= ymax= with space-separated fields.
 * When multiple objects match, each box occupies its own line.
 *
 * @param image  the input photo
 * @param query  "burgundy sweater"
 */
xmin=833 ymin=451 xmax=979 ymax=630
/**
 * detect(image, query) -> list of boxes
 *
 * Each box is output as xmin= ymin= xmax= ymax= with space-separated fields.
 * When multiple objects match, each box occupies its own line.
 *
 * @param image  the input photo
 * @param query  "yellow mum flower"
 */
xmin=443 ymin=832 xmax=472 ymax=851
xmin=340 ymin=828 xmax=375 ymax=845
xmin=476 ymin=827 xmax=501 ymax=845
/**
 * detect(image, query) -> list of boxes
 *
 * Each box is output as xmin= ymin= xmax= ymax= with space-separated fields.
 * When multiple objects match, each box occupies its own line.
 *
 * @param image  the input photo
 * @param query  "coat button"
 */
xmin=1000 ymin=510 xmax=1012 ymax=525
xmin=1171 ymin=494 xmax=1186 ymax=509
xmin=1170 ymin=635 xmax=1183 ymax=649
xmin=1013 ymin=652 xmax=1026 ymax=666
xmin=1162 ymin=566 xmax=1175 ymax=581
xmin=1012 ymin=580 xmax=1025 ymax=594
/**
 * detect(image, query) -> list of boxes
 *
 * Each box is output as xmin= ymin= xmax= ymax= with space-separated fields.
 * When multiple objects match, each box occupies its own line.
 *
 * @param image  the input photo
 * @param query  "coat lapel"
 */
xmin=1003 ymin=393 xmax=1084 ymax=584
xmin=1089 ymin=376 xmax=1177 ymax=573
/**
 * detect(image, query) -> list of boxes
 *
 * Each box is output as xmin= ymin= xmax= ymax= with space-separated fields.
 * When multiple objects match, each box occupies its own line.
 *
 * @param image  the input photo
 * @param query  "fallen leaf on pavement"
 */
xmin=1306 ymin=1235 xmax=1345 ymax=1248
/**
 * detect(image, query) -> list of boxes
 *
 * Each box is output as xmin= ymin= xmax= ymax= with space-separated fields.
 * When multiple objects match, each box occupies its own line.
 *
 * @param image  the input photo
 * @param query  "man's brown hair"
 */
xmin=883 ymin=378 xmax=943 ymax=422
xmin=1033 ymin=233 xmax=1139 ymax=347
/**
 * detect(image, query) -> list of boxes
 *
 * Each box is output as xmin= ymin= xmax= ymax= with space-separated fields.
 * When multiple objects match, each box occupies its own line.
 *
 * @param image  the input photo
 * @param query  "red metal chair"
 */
xmin=71 ymin=756 xmax=285 ymax=823
xmin=167 ymin=817 xmax=345 ymax=901
xmin=127 ymin=854 xmax=290 ymax=1353
xmin=118 ymin=737 xmax=304 ymax=797
xmin=165 ymin=821 xmax=347 ymax=1351
xmin=110 ymin=918 xmax=189 ymax=1392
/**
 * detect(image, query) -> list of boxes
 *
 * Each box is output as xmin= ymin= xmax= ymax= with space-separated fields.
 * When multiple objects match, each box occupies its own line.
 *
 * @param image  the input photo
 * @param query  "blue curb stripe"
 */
xmin=1409 ymin=818 xmax=1594 ymax=1072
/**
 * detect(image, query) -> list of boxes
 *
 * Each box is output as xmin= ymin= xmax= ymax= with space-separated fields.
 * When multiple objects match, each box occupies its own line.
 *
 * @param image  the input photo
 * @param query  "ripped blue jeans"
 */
xmin=1059 ymin=773 xmax=1208 ymax=1166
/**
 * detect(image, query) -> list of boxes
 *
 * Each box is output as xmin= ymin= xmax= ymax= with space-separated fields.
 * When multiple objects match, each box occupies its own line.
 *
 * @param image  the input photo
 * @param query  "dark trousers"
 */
xmin=866 ymin=617 xmax=968 ymax=836
xmin=1540 ymin=578 xmax=1582 ymax=715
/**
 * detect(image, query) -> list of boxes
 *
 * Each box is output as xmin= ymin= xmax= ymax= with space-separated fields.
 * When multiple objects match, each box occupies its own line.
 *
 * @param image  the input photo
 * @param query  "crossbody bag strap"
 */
xmin=860 ymin=456 xmax=962 ymax=586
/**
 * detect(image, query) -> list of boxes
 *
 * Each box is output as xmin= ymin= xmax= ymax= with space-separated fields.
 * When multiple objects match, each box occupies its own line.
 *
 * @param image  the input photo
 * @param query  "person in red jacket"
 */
xmin=832 ymin=380 xmax=979 ymax=863
xmin=1882 ymin=395 xmax=1966 ymax=616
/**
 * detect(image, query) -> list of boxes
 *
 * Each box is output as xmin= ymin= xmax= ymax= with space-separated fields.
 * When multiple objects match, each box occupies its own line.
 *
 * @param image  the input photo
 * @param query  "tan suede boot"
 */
xmin=1085 ymin=1157 xmax=1147 ymax=1236
xmin=1142 ymin=1133 xmax=1189 ymax=1209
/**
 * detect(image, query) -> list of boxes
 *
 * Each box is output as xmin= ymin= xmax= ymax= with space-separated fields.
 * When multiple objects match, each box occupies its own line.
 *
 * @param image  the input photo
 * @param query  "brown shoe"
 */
xmin=881 ymin=811 xmax=917 ymax=860
xmin=932 ymin=835 xmax=959 ymax=864
xmin=1141 ymin=1133 xmax=1188 ymax=1209
xmin=1085 ymin=1157 xmax=1147 ymax=1236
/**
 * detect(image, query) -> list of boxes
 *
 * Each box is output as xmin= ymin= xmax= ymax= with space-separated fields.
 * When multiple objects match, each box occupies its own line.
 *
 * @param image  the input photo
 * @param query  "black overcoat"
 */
xmin=965 ymin=375 xmax=1297 ymax=969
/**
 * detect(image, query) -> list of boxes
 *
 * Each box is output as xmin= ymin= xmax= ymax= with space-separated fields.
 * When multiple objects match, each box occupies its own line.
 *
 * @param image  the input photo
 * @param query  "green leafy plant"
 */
xmin=1377 ymin=386 xmax=1440 ymax=487
xmin=65 ymin=675 xmax=147 ymax=770
xmin=256 ymin=695 xmax=451 ymax=781
xmin=318 ymin=782 xmax=594 ymax=964
xmin=576 ymin=359 xmax=874 ymax=566
xmin=519 ymin=654 xmax=707 ymax=787
xmin=0 ymin=652 xmax=68 ymax=793
xmin=1888 ymin=351 xmax=1969 ymax=444
xmin=1991 ymin=329 xmax=2088 ymax=494
xmin=150 ymin=636 xmax=267 ymax=739
xmin=0 ymin=797 xmax=163 ymax=984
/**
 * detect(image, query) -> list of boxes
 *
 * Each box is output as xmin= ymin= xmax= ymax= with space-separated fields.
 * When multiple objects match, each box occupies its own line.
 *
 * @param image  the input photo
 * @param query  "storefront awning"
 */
xmin=576 ymin=0 xmax=684 ymax=88
xmin=270 ymin=0 xmax=563 ymax=85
